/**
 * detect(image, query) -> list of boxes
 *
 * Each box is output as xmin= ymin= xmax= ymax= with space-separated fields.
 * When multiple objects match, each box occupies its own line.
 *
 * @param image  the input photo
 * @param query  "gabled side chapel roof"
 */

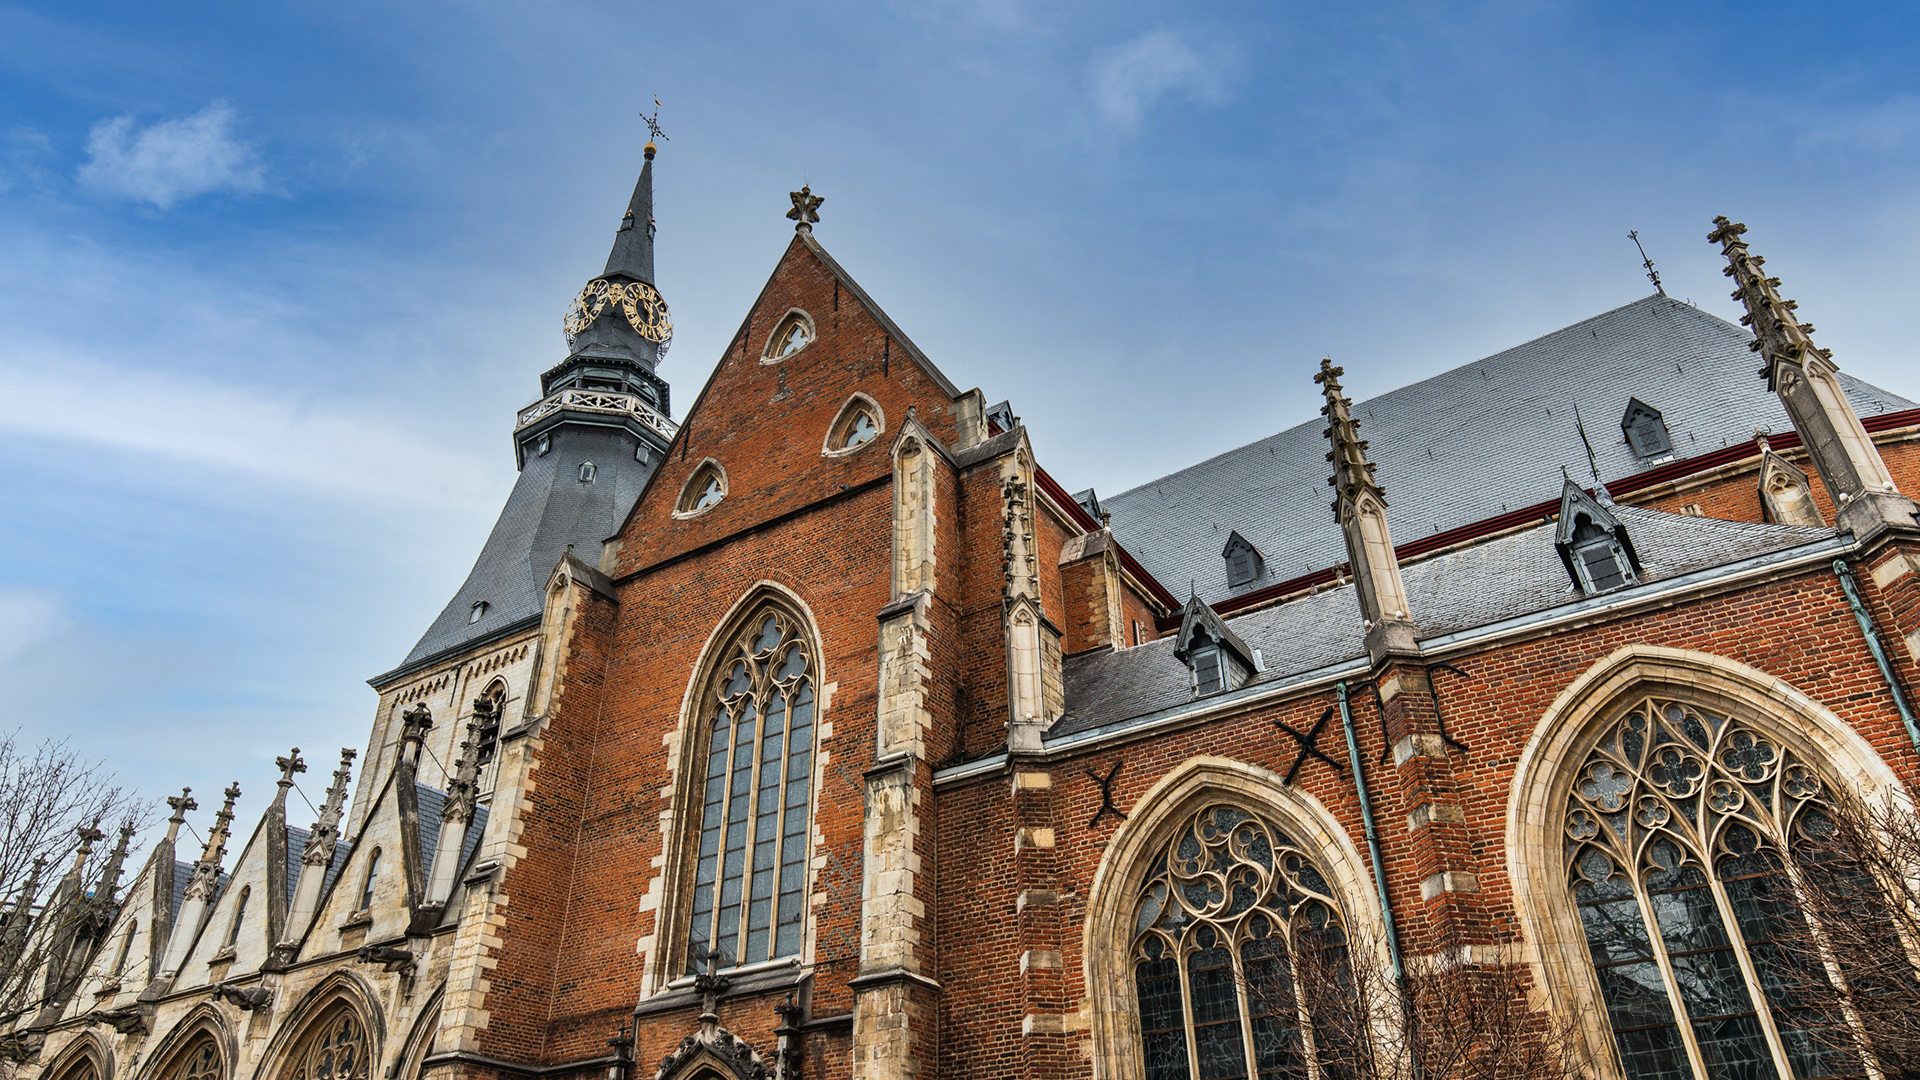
xmin=1101 ymin=295 xmax=1912 ymax=605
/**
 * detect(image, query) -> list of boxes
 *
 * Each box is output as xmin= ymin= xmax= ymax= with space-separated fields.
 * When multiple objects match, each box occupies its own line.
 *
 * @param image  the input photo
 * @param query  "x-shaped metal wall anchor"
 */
xmin=1086 ymin=759 xmax=1127 ymax=829
xmin=1276 ymin=707 xmax=1345 ymax=786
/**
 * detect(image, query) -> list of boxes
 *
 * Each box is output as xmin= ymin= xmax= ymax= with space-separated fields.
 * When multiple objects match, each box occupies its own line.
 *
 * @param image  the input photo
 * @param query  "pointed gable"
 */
xmin=609 ymin=231 xmax=984 ymax=576
xmin=1554 ymin=479 xmax=1641 ymax=593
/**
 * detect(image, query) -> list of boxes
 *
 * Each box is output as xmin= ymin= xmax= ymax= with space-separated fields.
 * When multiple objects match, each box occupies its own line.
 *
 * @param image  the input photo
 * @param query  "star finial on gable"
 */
xmin=787 ymin=185 xmax=823 ymax=233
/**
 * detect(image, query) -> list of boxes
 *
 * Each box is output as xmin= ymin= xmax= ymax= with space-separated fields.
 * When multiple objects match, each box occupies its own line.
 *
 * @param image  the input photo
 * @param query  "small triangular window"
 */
xmin=765 ymin=312 xmax=815 ymax=360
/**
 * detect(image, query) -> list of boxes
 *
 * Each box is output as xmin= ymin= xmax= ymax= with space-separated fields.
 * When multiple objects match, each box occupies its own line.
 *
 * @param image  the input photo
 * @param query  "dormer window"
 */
xmin=578 ymin=461 xmax=597 ymax=484
xmin=469 ymin=601 xmax=488 ymax=624
xmin=1571 ymin=515 xmax=1630 ymax=590
xmin=536 ymin=434 xmax=552 ymax=457
xmin=1222 ymin=530 xmax=1263 ymax=588
xmin=763 ymin=310 xmax=815 ymax=361
xmin=676 ymin=461 xmax=727 ymax=517
xmin=1621 ymin=398 xmax=1672 ymax=459
xmin=1554 ymin=479 xmax=1641 ymax=594
xmin=1172 ymin=595 xmax=1256 ymax=697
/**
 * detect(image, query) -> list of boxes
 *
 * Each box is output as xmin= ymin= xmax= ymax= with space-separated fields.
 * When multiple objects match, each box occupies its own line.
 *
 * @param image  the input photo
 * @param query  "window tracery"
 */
xmin=678 ymin=463 xmax=726 ymax=516
xmin=165 ymin=1037 xmax=222 ymax=1080
xmin=1564 ymin=696 xmax=1860 ymax=1079
xmin=686 ymin=607 xmax=815 ymax=970
xmin=763 ymin=311 xmax=814 ymax=361
xmin=281 ymin=1007 xmax=370 ymax=1080
xmin=1132 ymin=804 xmax=1361 ymax=1080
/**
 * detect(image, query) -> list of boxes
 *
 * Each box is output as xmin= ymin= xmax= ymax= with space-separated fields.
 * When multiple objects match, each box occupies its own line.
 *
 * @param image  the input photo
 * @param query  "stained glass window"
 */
xmin=166 ymin=1038 xmax=222 ymax=1080
xmin=1564 ymin=696 xmax=1863 ymax=1079
xmin=283 ymin=1008 xmax=370 ymax=1080
xmin=1132 ymin=805 xmax=1361 ymax=1080
xmin=687 ymin=608 xmax=814 ymax=970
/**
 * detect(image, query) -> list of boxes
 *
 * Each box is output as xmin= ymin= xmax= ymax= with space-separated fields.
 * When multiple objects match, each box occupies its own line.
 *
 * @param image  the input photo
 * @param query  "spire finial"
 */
xmin=640 ymin=97 xmax=667 ymax=158
xmin=183 ymin=783 xmax=240 ymax=903
xmin=277 ymin=748 xmax=307 ymax=788
xmin=164 ymin=787 xmax=197 ymax=844
xmin=1628 ymin=230 xmax=1665 ymax=295
xmin=304 ymin=748 xmax=357 ymax=868
xmin=1316 ymin=358 xmax=1385 ymax=510
xmin=787 ymin=185 xmax=823 ymax=233
xmin=1709 ymin=215 xmax=1829 ymax=386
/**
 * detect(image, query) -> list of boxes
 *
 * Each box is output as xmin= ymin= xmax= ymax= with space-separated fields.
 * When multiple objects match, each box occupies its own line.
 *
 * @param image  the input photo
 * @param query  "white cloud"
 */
xmin=0 ymin=355 xmax=492 ymax=507
xmin=1089 ymin=29 xmax=1227 ymax=129
xmin=77 ymin=100 xmax=265 ymax=208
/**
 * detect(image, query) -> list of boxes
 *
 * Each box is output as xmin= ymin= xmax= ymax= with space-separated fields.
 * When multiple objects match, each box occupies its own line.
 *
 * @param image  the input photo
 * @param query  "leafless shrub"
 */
xmin=0 ymin=732 xmax=145 ymax=1037
xmin=1770 ymin=789 xmax=1920 ymax=1079
xmin=1245 ymin=926 xmax=1587 ymax=1080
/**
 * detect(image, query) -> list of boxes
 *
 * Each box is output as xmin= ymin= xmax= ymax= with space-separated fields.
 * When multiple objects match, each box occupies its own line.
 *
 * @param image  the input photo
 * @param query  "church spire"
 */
xmin=1317 ymin=359 xmax=1418 ymax=662
xmin=1709 ymin=216 xmax=1915 ymax=541
xmin=601 ymin=141 xmax=657 ymax=284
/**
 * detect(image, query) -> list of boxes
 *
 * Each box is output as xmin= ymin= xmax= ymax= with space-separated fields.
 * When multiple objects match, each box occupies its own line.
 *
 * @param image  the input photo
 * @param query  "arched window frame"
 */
xmin=471 ymin=678 xmax=508 ymax=775
xmin=146 ymin=1011 xmax=232 ymax=1080
xmin=264 ymin=988 xmax=378 ymax=1080
xmin=674 ymin=460 xmax=728 ymax=519
xmin=223 ymin=886 xmax=250 ymax=950
xmin=760 ymin=309 xmax=815 ymax=363
xmin=822 ymin=393 xmax=885 ymax=457
xmin=1508 ymin=645 xmax=1909 ymax=1080
xmin=644 ymin=586 xmax=826 ymax=995
xmin=357 ymin=850 xmax=381 ymax=914
xmin=1083 ymin=757 xmax=1394 ymax=1080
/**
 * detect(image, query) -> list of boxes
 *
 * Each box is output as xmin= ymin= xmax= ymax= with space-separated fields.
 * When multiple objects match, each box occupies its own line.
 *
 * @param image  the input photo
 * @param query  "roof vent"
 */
xmin=1072 ymin=488 xmax=1102 ymax=521
xmin=1621 ymin=398 xmax=1673 ymax=460
xmin=985 ymin=400 xmax=1016 ymax=434
xmin=1222 ymin=530 xmax=1264 ymax=588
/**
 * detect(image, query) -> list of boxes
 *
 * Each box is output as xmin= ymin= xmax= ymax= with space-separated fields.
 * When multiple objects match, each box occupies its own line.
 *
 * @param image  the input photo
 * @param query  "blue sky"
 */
xmin=3 ymin=0 xmax=1918 ymax=828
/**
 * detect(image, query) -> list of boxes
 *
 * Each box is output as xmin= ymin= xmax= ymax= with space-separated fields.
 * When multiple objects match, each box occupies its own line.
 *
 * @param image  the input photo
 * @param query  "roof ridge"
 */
xmin=1107 ymin=293 xmax=1715 ymax=502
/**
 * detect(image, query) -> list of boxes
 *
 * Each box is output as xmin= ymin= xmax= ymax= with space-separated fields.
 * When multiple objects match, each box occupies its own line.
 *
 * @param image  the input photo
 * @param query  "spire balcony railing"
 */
xmin=515 ymin=388 xmax=677 ymax=440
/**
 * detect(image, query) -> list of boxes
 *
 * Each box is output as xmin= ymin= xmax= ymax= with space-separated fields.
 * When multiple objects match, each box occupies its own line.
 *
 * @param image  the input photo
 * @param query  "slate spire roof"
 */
xmin=1101 ymin=294 xmax=1913 ymax=606
xmin=602 ymin=144 xmax=656 ymax=285
xmin=376 ymin=150 xmax=674 ymax=682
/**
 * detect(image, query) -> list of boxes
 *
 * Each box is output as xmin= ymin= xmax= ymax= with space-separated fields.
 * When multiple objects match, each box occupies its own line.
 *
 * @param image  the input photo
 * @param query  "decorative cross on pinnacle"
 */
xmin=641 ymin=97 xmax=668 ymax=144
xmin=787 ymin=185 xmax=823 ymax=232
xmin=167 ymin=788 xmax=198 ymax=822
xmin=277 ymin=748 xmax=307 ymax=787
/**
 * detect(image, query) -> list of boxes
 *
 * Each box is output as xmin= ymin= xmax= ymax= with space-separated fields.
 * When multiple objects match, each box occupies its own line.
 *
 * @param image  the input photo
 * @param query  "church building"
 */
xmin=6 ymin=137 xmax=1920 ymax=1080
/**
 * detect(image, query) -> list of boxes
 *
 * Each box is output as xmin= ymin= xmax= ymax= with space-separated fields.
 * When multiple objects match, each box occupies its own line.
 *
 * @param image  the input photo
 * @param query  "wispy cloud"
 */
xmin=77 ymin=100 xmax=264 ymax=208
xmin=1089 ymin=29 xmax=1227 ymax=129
xmin=0 ymin=355 xmax=492 ymax=506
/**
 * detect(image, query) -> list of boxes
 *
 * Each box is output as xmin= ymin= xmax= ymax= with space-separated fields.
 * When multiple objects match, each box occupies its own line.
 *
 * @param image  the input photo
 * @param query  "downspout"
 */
xmin=1833 ymin=559 xmax=1920 ymax=757
xmin=1337 ymin=682 xmax=1407 ymax=984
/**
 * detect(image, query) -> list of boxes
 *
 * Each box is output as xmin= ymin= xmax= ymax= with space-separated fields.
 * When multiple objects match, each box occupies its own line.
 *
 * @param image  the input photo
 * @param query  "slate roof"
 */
xmin=1051 ymin=506 xmax=1837 ymax=739
xmin=1101 ymin=295 xmax=1912 ymax=606
xmin=284 ymin=826 xmax=351 ymax=909
xmin=415 ymin=784 xmax=491 ymax=882
xmin=393 ymin=423 xmax=652 ymax=672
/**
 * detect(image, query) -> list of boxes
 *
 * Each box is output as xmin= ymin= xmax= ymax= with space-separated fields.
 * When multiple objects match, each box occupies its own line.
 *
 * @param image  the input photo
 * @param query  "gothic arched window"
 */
xmin=165 ymin=1036 xmax=223 ymax=1080
xmin=763 ymin=311 xmax=814 ymax=360
xmin=686 ymin=606 xmax=815 ymax=971
xmin=677 ymin=462 xmax=726 ymax=517
xmin=1564 ymin=696 xmax=1859 ymax=1079
xmin=281 ymin=1005 xmax=371 ymax=1080
xmin=1132 ymin=805 xmax=1361 ymax=1080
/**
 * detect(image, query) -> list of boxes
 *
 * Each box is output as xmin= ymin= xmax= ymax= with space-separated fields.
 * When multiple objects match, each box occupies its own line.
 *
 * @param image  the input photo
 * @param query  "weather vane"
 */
xmin=788 ymin=184 xmax=823 ymax=232
xmin=641 ymin=97 xmax=668 ymax=145
xmin=1628 ymin=230 xmax=1664 ymax=296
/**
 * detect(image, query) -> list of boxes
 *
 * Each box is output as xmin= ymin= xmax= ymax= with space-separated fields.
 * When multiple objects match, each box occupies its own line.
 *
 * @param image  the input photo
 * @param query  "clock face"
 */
xmin=564 ymin=278 xmax=673 ymax=347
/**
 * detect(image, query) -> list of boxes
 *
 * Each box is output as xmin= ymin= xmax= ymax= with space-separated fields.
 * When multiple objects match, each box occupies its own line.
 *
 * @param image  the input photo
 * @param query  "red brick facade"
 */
xmin=455 ymin=233 xmax=1920 ymax=1080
